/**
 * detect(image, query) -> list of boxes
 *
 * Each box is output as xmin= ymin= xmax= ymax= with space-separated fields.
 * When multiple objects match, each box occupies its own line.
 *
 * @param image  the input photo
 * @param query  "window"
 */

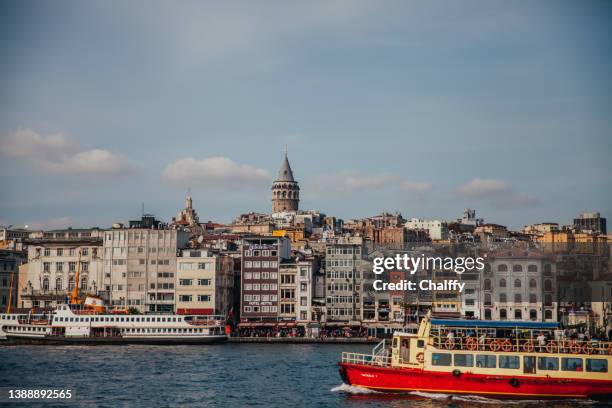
xmin=514 ymin=309 xmax=522 ymax=319
xmin=453 ymin=354 xmax=473 ymax=367
xmin=42 ymin=278 xmax=49 ymax=291
xmin=57 ymin=248 xmax=63 ymax=256
xmin=544 ymin=280 xmax=552 ymax=292
xmin=499 ymin=293 xmax=507 ymax=303
xmin=198 ymin=279 xmax=211 ymax=286
xmin=43 ymin=262 xmax=51 ymax=273
xmin=179 ymin=295 xmax=192 ymax=302
xmin=56 ymin=262 xmax=63 ymax=272
xmin=529 ymin=279 xmax=537 ymax=288
xmin=198 ymin=295 xmax=211 ymax=302
xmin=529 ymin=309 xmax=537 ymax=320
xmin=44 ymin=248 xmax=51 ymax=257
xmin=527 ymin=264 xmax=537 ymax=272
xmin=514 ymin=279 xmax=521 ymax=288
xmin=497 ymin=264 xmax=508 ymax=272
xmin=499 ymin=279 xmax=506 ymax=288
xmin=499 ymin=309 xmax=507 ymax=320
xmin=484 ymin=279 xmax=491 ymax=290
xmin=499 ymin=356 xmax=519 ymax=369
xmin=562 ymin=358 xmax=583 ymax=371
xmin=514 ymin=294 xmax=522 ymax=303
xmin=476 ymin=355 xmax=497 ymax=368
xmin=484 ymin=294 xmax=491 ymax=306
xmin=545 ymin=309 xmax=553 ymax=320
xmin=529 ymin=294 xmax=537 ymax=303
xmin=538 ymin=357 xmax=559 ymax=371
xmin=432 ymin=353 xmax=452 ymax=366
xmin=179 ymin=279 xmax=193 ymax=286
xmin=586 ymin=359 xmax=608 ymax=373
xmin=512 ymin=264 xmax=522 ymax=272
xmin=55 ymin=278 xmax=62 ymax=290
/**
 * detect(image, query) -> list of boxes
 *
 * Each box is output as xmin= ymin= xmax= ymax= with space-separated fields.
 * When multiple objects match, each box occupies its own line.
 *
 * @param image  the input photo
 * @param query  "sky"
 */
xmin=0 ymin=0 xmax=610 ymax=231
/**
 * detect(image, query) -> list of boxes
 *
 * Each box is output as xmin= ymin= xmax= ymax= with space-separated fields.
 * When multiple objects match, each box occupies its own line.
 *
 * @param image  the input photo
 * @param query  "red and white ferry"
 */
xmin=339 ymin=314 xmax=612 ymax=399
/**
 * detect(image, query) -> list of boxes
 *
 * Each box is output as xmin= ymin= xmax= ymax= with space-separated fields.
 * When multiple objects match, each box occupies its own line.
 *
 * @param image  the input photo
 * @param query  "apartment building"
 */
xmin=405 ymin=218 xmax=449 ymax=241
xmin=175 ymin=248 xmax=235 ymax=316
xmin=324 ymin=236 xmax=366 ymax=323
xmin=103 ymin=218 xmax=189 ymax=313
xmin=240 ymin=236 xmax=291 ymax=322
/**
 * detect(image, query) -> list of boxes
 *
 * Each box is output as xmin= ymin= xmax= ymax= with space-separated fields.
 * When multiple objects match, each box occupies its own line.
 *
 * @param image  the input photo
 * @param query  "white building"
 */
xmin=175 ymin=249 xmax=235 ymax=316
xmin=481 ymin=251 xmax=557 ymax=322
xmin=405 ymin=218 xmax=449 ymax=241
xmin=103 ymin=222 xmax=188 ymax=313
xmin=20 ymin=229 xmax=104 ymax=309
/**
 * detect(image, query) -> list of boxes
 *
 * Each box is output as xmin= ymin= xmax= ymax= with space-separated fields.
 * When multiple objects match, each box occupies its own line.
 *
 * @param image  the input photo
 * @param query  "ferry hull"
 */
xmin=2 ymin=335 xmax=228 ymax=346
xmin=339 ymin=363 xmax=612 ymax=399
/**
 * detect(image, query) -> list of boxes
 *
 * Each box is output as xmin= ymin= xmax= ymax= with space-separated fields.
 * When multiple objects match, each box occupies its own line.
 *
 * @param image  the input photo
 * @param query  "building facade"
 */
xmin=240 ymin=237 xmax=291 ymax=322
xmin=324 ymin=237 xmax=366 ymax=323
xmin=0 ymin=249 xmax=27 ymax=312
xmin=481 ymin=252 xmax=557 ymax=322
xmin=405 ymin=218 xmax=449 ymax=241
xmin=175 ymin=249 xmax=235 ymax=316
xmin=103 ymin=222 xmax=189 ymax=313
xmin=20 ymin=229 xmax=104 ymax=309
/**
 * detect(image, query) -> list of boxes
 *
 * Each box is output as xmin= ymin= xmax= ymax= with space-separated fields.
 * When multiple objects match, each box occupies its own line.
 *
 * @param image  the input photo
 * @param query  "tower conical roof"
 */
xmin=275 ymin=153 xmax=295 ymax=182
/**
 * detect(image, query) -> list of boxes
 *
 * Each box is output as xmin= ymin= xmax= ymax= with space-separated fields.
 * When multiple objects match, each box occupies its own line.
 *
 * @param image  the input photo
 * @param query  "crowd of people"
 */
xmin=232 ymin=326 xmax=369 ymax=339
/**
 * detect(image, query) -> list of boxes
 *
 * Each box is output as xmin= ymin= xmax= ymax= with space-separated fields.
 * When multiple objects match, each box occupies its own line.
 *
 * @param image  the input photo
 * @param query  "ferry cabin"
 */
xmin=0 ymin=305 xmax=226 ymax=341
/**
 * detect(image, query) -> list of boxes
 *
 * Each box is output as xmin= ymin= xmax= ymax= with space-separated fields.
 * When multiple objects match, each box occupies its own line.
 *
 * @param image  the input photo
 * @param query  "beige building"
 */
xmin=20 ymin=229 xmax=104 ymax=309
xmin=103 ymin=219 xmax=189 ymax=313
xmin=1 ymin=249 xmax=27 ymax=312
xmin=175 ymin=248 xmax=235 ymax=316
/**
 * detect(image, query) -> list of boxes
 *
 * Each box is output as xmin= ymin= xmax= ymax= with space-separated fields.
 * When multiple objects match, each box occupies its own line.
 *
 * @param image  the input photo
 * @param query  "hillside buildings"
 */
xmin=405 ymin=218 xmax=449 ymax=241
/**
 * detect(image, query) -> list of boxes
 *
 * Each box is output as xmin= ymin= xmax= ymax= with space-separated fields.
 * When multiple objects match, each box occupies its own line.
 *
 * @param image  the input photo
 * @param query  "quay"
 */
xmin=229 ymin=337 xmax=379 ymax=344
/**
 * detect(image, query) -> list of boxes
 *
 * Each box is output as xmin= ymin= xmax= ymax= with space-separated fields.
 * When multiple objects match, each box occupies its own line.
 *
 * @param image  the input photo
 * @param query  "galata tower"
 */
xmin=271 ymin=151 xmax=299 ymax=213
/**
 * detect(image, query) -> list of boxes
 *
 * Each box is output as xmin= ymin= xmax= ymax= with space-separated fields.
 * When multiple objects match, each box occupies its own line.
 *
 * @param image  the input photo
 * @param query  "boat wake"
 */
xmin=409 ymin=391 xmax=597 ymax=405
xmin=331 ymin=383 xmax=379 ymax=394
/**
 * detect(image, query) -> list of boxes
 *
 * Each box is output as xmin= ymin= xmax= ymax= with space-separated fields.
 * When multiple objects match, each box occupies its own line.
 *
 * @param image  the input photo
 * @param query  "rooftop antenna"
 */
xmin=141 ymin=202 xmax=145 ymax=217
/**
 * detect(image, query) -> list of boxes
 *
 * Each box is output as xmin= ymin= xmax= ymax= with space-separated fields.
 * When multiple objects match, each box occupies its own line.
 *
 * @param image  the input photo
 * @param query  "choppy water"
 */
xmin=0 ymin=344 xmax=608 ymax=407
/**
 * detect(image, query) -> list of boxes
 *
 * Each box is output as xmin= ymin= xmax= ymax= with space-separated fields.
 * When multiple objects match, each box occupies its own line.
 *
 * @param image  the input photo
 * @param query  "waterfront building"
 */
xmin=278 ymin=259 xmax=297 ymax=322
xmin=481 ymin=249 xmax=557 ymax=322
xmin=271 ymin=152 xmax=299 ymax=213
xmin=324 ymin=236 xmax=366 ymax=324
xmin=574 ymin=212 xmax=607 ymax=235
xmin=240 ymin=236 xmax=291 ymax=323
xmin=405 ymin=218 xmax=449 ymax=241
xmin=19 ymin=229 xmax=104 ymax=309
xmin=175 ymin=248 xmax=235 ymax=316
xmin=0 ymin=249 xmax=27 ymax=312
xmin=103 ymin=216 xmax=189 ymax=313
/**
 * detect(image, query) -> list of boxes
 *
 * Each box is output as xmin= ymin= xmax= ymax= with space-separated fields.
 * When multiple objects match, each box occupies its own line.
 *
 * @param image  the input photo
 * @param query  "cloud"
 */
xmin=162 ymin=157 xmax=269 ymax=187
xmin=399 ymin=180 xmax=432 ymax=193
xmin=457 ymin=178 xmax=540 ymax=208
xmin=310 ymin=171 xmax=432 ymax=195
xmin=0 ymin=128 xmax=134 ymax=176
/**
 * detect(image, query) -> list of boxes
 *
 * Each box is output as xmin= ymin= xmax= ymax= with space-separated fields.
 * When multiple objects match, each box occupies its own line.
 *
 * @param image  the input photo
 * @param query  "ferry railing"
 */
xmin=342 ymin=351 xmax=391 ymax=367
xmin=185 ymin=315 xmax=226 ymax=327
xmin=433 ymin=335 xmax=612 ymax=356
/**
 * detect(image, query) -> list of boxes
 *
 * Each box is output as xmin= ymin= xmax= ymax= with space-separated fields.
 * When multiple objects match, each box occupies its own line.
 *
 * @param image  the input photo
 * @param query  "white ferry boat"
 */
xmin=0 ymin=305 xmax=228 ymax=345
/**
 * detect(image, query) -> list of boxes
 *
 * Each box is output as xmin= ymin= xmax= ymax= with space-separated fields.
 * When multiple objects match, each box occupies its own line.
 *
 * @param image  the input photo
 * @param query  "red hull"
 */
xmin=339 ymin=363 xmax=612 ymax=399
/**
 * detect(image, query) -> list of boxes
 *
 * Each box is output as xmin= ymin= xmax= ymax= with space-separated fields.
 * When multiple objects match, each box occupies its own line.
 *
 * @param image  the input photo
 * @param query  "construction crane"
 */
xmin=69 ymin=249 xmax=83 ymax=305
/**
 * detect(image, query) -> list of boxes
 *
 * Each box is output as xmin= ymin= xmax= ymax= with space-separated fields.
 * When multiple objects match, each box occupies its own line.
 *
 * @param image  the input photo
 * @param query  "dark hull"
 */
xmin=2 ymin=335 xmax=228 ymax=345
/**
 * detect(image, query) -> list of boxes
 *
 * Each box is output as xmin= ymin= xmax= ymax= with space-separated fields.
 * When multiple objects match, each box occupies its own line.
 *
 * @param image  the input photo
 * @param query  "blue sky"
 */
xmin=0 ymin=0 xmax=610 ymax=230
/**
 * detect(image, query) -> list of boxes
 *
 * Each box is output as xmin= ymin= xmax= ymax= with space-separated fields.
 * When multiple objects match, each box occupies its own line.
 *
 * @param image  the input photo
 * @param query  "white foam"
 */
xmin=331 ymin=383 xmax=379 ymax=394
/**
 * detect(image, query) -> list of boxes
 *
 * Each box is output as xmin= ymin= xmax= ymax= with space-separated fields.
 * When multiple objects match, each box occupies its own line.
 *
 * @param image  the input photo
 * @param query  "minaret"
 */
xmin=271 ymin=148 xmax=299 ymax=213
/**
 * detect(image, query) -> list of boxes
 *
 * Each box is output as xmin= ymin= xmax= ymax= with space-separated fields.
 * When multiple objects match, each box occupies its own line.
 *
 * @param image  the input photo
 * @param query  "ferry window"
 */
xmin=454 ymin=354 xmax=473 ymax=367
xmin=562 ymin=358 xmax=583 ymax=372
xmin=538 ymin=357 xmax=559 ymax=371
xmin=417 ymin=340 xmax=425 ymax=348
xmin=499 ymin=356 xmax=519 ymax=369
xmin=476 ymin=355 xmax=496 ymax=368
xmin=586 ymin=359 xmax=608 ymax=373
xmin=432 ymin=353 xmax=452 ymax=366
